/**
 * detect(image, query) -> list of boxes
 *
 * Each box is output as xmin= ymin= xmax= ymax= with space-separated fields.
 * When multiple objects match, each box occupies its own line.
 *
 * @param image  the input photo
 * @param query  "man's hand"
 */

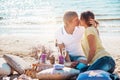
xmin=79 ymin=59 xmax=88 ymax=65
xmin=70 ymin=61 xmax=79 ymax=68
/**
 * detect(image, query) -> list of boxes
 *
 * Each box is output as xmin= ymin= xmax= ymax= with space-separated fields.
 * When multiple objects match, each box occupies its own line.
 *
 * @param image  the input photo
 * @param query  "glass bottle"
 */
xmin=39 ymin=48 xmax=47 ymax=64
xmin=40 ymin=53 xmax=46 ymax=63
xmin=58 ymin=48 xmax=65 ymax=64
xmin=62 ymin=48 xmax=67 ymax=57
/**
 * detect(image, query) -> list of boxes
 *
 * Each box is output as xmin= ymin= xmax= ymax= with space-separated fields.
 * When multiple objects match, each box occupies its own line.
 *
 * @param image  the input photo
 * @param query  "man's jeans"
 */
xmin=69 ymin=55 xmax=87 ymax=71
xmin=69 ymin=55 xmax=87 ymax=62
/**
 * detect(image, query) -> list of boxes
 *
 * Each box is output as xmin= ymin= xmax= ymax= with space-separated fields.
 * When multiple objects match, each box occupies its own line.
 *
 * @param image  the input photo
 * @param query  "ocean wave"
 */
xmin=0 ymin=14 xmax=120 ymax=26
xmin=97 ymin=18 xmax=120 ymax=21
xmin=100 ymin=30 xmax=120 ymax=33
xmin=0 ymin=16 xmax=56 ymax=25
xmin=95 ymin=13 xmax=120 ymax=16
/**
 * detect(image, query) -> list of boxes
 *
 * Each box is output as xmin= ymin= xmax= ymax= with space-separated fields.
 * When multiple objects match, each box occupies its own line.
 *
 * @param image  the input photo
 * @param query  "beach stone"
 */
xmin=10 ymin=74 xmax=20 ymax=80
xmin=36 ymin=67 xmax=80 ymax=80
xmin=17 ymin=74 xmax=32 ymax=80
xmin=3 ymin=54 xmax=31 ymax=74
xmin=2 ymin=76 xmax=10 ymax=80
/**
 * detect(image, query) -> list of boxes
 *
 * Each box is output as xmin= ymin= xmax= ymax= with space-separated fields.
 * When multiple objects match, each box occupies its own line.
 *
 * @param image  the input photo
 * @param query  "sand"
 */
xmin=0 ymin=34 xmax=120 ymax=79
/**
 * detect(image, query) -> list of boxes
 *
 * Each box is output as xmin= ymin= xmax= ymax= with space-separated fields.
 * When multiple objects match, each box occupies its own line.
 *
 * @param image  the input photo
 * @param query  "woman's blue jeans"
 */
xmin=87 ymin=56 xmax=115 ymax=73
xmin=76 ymin=56 xmax=118 ymax=80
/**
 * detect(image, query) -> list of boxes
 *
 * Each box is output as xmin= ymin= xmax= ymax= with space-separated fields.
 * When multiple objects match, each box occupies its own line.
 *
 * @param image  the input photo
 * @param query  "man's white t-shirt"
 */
xmin=56 ymin=26 xmax=85 ymax=56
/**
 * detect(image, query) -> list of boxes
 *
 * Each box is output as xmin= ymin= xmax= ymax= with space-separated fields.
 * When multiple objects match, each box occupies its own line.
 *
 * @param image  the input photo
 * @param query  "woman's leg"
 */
xmin=87 ymin=56 xmax=115 ymax=73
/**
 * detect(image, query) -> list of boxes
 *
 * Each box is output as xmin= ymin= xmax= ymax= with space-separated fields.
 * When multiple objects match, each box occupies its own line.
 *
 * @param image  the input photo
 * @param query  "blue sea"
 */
xmin=0 ymin=0 xmax=120 ymax=37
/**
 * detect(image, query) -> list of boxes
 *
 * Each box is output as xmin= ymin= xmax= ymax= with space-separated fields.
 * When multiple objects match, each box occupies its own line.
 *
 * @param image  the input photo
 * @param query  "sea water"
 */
xmin=0 ymin=0 xmax=120 ymax=37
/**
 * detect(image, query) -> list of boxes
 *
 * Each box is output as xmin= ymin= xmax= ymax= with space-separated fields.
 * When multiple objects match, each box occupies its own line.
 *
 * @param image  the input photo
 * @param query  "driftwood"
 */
xmin=25 ymin=63 xmax=39 ymax=78
xmin=25 ymin=63 xmax=53 ymax=78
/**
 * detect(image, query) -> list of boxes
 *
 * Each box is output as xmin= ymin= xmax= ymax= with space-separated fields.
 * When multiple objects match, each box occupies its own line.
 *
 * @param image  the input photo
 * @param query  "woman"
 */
xmin=80 ymin=11 xmax=115 ymax=73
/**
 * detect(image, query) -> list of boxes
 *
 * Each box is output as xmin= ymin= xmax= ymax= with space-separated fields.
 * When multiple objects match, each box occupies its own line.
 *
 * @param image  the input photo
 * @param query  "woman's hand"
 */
xmin=89 ymin=19 xmax=99 ymax=28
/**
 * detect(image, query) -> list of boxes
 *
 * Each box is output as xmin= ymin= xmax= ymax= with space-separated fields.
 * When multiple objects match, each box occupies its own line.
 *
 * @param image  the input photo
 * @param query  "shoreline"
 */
xmin=0 ymin=34 xmax=120 ymax=55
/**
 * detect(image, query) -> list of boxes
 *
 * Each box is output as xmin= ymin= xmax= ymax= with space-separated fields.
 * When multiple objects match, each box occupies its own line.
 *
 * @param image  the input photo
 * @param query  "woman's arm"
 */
xmin=87 ymin=34 xmax=96 ymax=63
